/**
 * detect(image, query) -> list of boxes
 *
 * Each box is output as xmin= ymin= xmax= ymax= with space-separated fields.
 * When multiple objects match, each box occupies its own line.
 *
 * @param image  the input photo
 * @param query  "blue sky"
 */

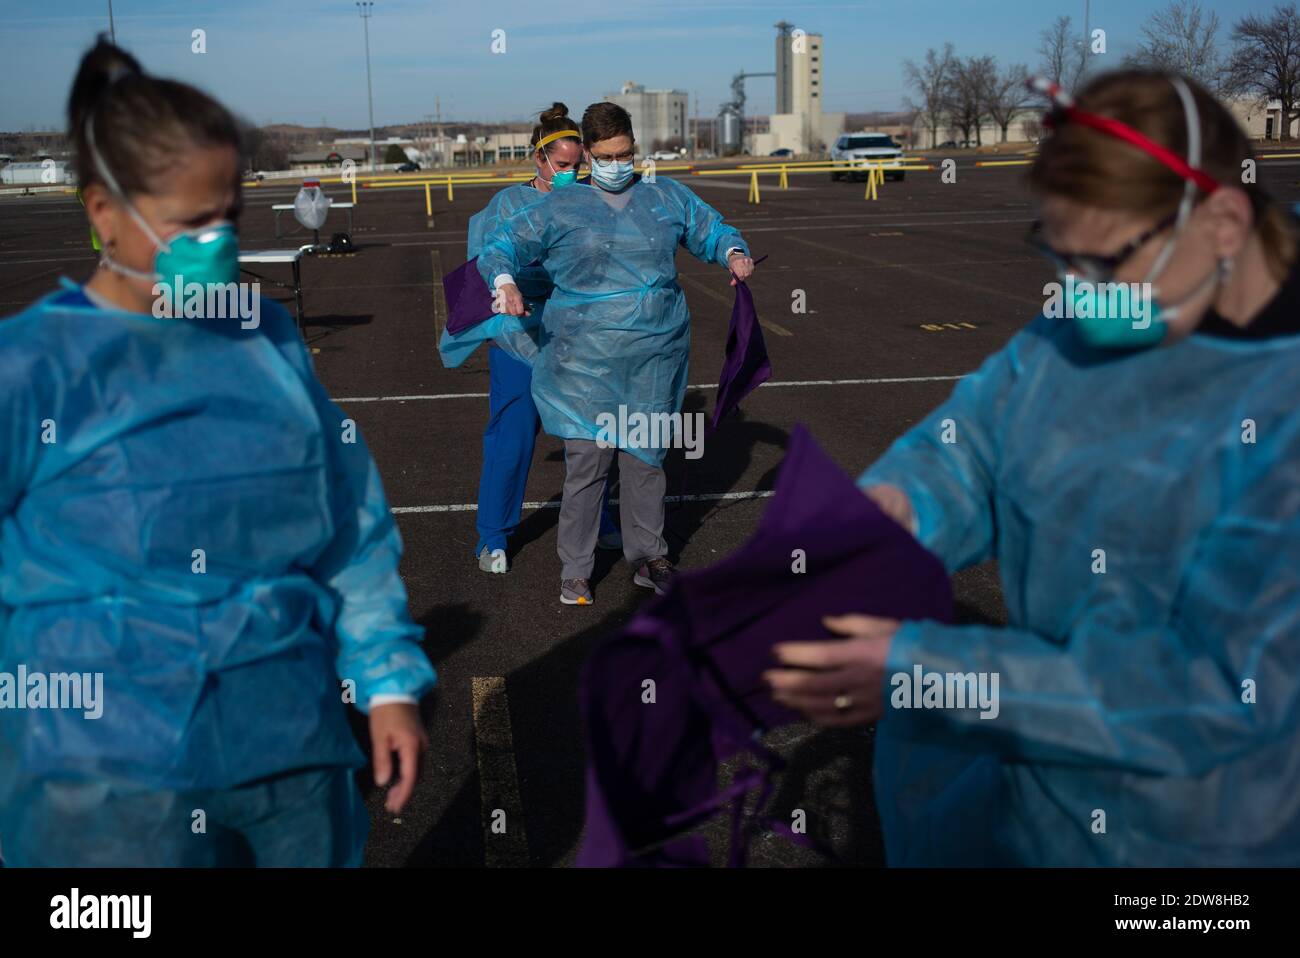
xmin=0 ymin=0 xmax=1281 ymax=130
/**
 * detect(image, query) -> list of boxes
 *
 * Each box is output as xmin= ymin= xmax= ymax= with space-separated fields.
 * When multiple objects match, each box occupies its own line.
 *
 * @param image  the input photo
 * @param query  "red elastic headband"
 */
xmin=1033 ymin=78 xmax=1220 ymax=195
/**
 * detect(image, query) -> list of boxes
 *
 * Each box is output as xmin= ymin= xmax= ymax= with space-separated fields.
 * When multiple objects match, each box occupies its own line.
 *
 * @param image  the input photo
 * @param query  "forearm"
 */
xmin=882 ymin=617 xmax=1261 ymax=777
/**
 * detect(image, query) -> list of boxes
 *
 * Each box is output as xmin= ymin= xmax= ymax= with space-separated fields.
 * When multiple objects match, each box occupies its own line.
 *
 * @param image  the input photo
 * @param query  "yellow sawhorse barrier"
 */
xmin=864 ymin=165 xmax=880 ymax=200
xmin=692 ymin=160 xmax=925 ymax=204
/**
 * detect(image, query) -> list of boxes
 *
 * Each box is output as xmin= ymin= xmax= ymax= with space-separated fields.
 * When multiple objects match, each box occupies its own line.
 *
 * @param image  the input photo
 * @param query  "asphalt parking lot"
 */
xmin=4 ymin=156 xmax=1298 ymax=866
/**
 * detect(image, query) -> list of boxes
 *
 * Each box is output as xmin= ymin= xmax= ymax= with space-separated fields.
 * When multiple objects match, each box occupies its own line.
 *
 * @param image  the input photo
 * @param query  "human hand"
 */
xmin=765 ymin=614 xmax=899 ymax=726
xmin=493 ymin=283 xmax=530 ymax=317
xmin=863 ymin=483 xmax=915 ymax=535
xmin=369 ymin=702 xmax=428 ymax=814
xmin=728 ymin=252 xmax=755 ymax=285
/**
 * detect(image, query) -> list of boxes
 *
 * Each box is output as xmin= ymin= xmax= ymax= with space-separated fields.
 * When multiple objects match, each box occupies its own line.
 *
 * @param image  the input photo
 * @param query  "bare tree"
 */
xmin=904 ymin=43 xmax=955 ymax=149
xmin=985 ymin=62 xmax=1031 ymax=142
xmin=1124 ymin=0 xmax=1232 ymax=95
xmin=946 ymin=55 xmax=997 ymax=147
xmin=1039 ymin=15 xmax=1085 ymax=92
xmin=1228 ymin=3 xmax=1300 ymax=140
xmin=239 ymin=121 xmax=288 ymax=173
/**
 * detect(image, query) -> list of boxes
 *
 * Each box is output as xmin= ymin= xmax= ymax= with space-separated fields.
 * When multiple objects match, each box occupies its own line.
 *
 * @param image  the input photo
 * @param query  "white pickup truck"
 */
xmin=830 ymin=133 xmax=905 ymax=182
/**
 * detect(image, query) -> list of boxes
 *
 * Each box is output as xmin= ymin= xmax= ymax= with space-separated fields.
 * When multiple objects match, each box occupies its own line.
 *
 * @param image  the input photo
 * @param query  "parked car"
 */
xmin=830 ymin=133 xmax=905 ymax=182
xmin=648 ymin=150 xmax=680 ymax=162
xmin=769 ymin=148 xmax=794 ymax=158
xmin=397 ymin=161 xmax=421 ymax=172
xmin=936 ymin=140 xmax=959 ymax=149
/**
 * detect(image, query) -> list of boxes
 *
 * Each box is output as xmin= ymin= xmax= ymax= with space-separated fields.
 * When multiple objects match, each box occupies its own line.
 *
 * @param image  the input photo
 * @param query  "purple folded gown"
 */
xmin=577 ymin=424 xmax=954 ymax=867
xmin=711 ymin=258 xmax=771 ymax=429
xmin=442 ymin=256 xmax=498 ymax=335
xmin=442 ymin=254 xmax=772 ymax=424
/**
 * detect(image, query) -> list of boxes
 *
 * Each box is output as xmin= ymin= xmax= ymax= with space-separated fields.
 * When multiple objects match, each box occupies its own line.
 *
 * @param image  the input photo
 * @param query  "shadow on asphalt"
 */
xmin=399 ymin=397 xmax=797 ymax=866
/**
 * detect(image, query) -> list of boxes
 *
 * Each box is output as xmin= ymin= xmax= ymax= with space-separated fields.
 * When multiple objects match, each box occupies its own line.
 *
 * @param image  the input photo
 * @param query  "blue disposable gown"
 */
xmin=476 ymin=176 xmax=748 ymax=466
xmin=861 ymin=314 xmax=1300 ymax=866
xmin=0 ymin=287 xmax=436 ymax=798
xmin=438 ymin=181 xmax=548 ymax=368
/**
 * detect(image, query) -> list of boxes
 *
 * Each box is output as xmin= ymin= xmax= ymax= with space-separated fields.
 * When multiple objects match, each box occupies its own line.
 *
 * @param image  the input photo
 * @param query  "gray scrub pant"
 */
xmin=559 ymin=439 xmax=666 ymax=580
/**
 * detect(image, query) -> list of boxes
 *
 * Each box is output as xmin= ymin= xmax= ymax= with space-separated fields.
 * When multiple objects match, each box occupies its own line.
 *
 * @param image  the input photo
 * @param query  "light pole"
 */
xmin=356 ymin=2 xmax=377 ymax=173
xmin=107 ymin=0 xmax=116 ymax=42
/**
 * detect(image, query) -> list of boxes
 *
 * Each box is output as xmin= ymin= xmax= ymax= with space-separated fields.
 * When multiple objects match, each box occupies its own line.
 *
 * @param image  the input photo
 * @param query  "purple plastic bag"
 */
xmin=577 ymin=424 xmax=954 ymax=867
xmin=442 ymin=256 xmax=497 ymax=336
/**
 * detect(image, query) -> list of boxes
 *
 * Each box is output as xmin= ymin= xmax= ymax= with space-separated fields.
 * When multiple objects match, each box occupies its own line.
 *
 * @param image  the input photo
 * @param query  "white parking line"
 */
xmin=0 ymin=212 xmax=1035 ymax=262
xmin=393 ymin=489 xmax=776 ymax=515
xmin=740 ymin=216 xmax=1036 ymax=234
xmin=471 ymin=676 xmax=530 ymax=868
xmin=338 ymin=373 xmax=966 ymax=405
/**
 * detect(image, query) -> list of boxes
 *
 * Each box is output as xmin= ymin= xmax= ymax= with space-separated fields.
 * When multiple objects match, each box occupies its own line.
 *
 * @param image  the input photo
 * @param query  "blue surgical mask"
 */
xmin=101 ymin=211 xmax=241 ymax=289
xmin=1064 ymin=244 xmax=1232 ymax=350
xmin=1067 ymin=276 xmax=1167 ymax=349
xmin=544 ymin=153 xmax=578 ymax=190
xmin=591 ymin=158 xmax=635 ymax=191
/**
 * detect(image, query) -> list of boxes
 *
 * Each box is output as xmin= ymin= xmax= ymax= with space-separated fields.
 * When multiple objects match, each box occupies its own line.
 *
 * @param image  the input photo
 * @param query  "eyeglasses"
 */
xmin=590 ymin=149 xmax=636 ymax=166
xmin=1025 ymin=211 xmax=1179 ymax=282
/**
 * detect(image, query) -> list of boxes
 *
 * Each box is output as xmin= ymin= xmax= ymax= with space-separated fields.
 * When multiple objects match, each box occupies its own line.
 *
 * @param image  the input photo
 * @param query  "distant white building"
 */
xmin=605 ymin=81 xmax=689 ymax=150
xmin=0 ymin=160 xmax=74 ymax=185
xmin=1230 ymin=97 xmax=1300 ymax=141
xmin=750 ymin=30 xmax=844 ymax=155
xmin=332 ymin=136 xmax=414 ymax=149
xmin=287 ymin=145 xmax=369 ymax=170
xmin=909 ymin=111 xmax=1039 ymax=149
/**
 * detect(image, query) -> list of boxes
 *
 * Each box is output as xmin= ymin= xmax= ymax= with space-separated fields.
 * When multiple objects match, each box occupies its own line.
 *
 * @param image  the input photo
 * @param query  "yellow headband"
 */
xmin=536 ymin=129 xmax=581 ymax=150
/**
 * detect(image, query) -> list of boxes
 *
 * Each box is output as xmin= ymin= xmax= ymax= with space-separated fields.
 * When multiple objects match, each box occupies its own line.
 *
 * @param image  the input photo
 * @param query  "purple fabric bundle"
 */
xmin=441 ymin=254 xmax=773 ymax=425
xmin=711 ymin=256 xmax=772 ymax=429
xmin=576 ymin=425 xmax=954 ymax=867
xmin=442 ymin=256 xmax=498 ymax=336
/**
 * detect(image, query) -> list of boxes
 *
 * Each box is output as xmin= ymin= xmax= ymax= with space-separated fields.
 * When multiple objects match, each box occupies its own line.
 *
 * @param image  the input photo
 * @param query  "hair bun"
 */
xmin=539 ymin=102 xmax=569 ymax=122
xmin=68 ymin=34 xmax=144 ymax=132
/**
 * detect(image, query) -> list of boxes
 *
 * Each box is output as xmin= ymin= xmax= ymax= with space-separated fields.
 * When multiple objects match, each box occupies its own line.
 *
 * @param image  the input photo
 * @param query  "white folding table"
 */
xmin=272 ymin=201 xmax=354 ymax=238
xmin=238 ymin=248 xmax=306 ymax=330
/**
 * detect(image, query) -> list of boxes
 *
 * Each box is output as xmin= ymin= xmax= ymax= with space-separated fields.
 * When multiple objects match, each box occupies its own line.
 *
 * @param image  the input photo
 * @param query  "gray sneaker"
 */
xmin=560 ymin=578 xmax=594 ymax=605
xmin=633 ymin=557 xmax=674 ymax=595
xmin=478 ymin=547 xmax=507 ymax=574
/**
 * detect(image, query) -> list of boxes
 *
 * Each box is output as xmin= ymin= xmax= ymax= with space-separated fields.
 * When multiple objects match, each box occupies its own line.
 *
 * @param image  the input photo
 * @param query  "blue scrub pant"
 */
xmin=476 ymin=346 xmax=542 ymax=555
xmin=476 ymin=345 xmax=615 ymax=555
xmin=0 ymin=766 xmax=368 ymax=867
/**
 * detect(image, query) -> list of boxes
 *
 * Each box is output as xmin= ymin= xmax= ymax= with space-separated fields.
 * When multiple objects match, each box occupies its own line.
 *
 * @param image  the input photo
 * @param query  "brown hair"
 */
xmin=1028 ymin=69 xmax=1295 ymax=280
xmin=530 ymin=102 xmax=582 ymax=154
xmin=69 ymin=34 xmax=242 ymax=196
xmin=581 ymin=102 xmax=634 ymax=148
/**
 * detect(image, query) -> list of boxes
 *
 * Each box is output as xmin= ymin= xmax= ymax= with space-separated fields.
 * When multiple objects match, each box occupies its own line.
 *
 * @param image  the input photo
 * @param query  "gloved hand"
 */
xmin=494 ymin=282 xmax=530 ymax=317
